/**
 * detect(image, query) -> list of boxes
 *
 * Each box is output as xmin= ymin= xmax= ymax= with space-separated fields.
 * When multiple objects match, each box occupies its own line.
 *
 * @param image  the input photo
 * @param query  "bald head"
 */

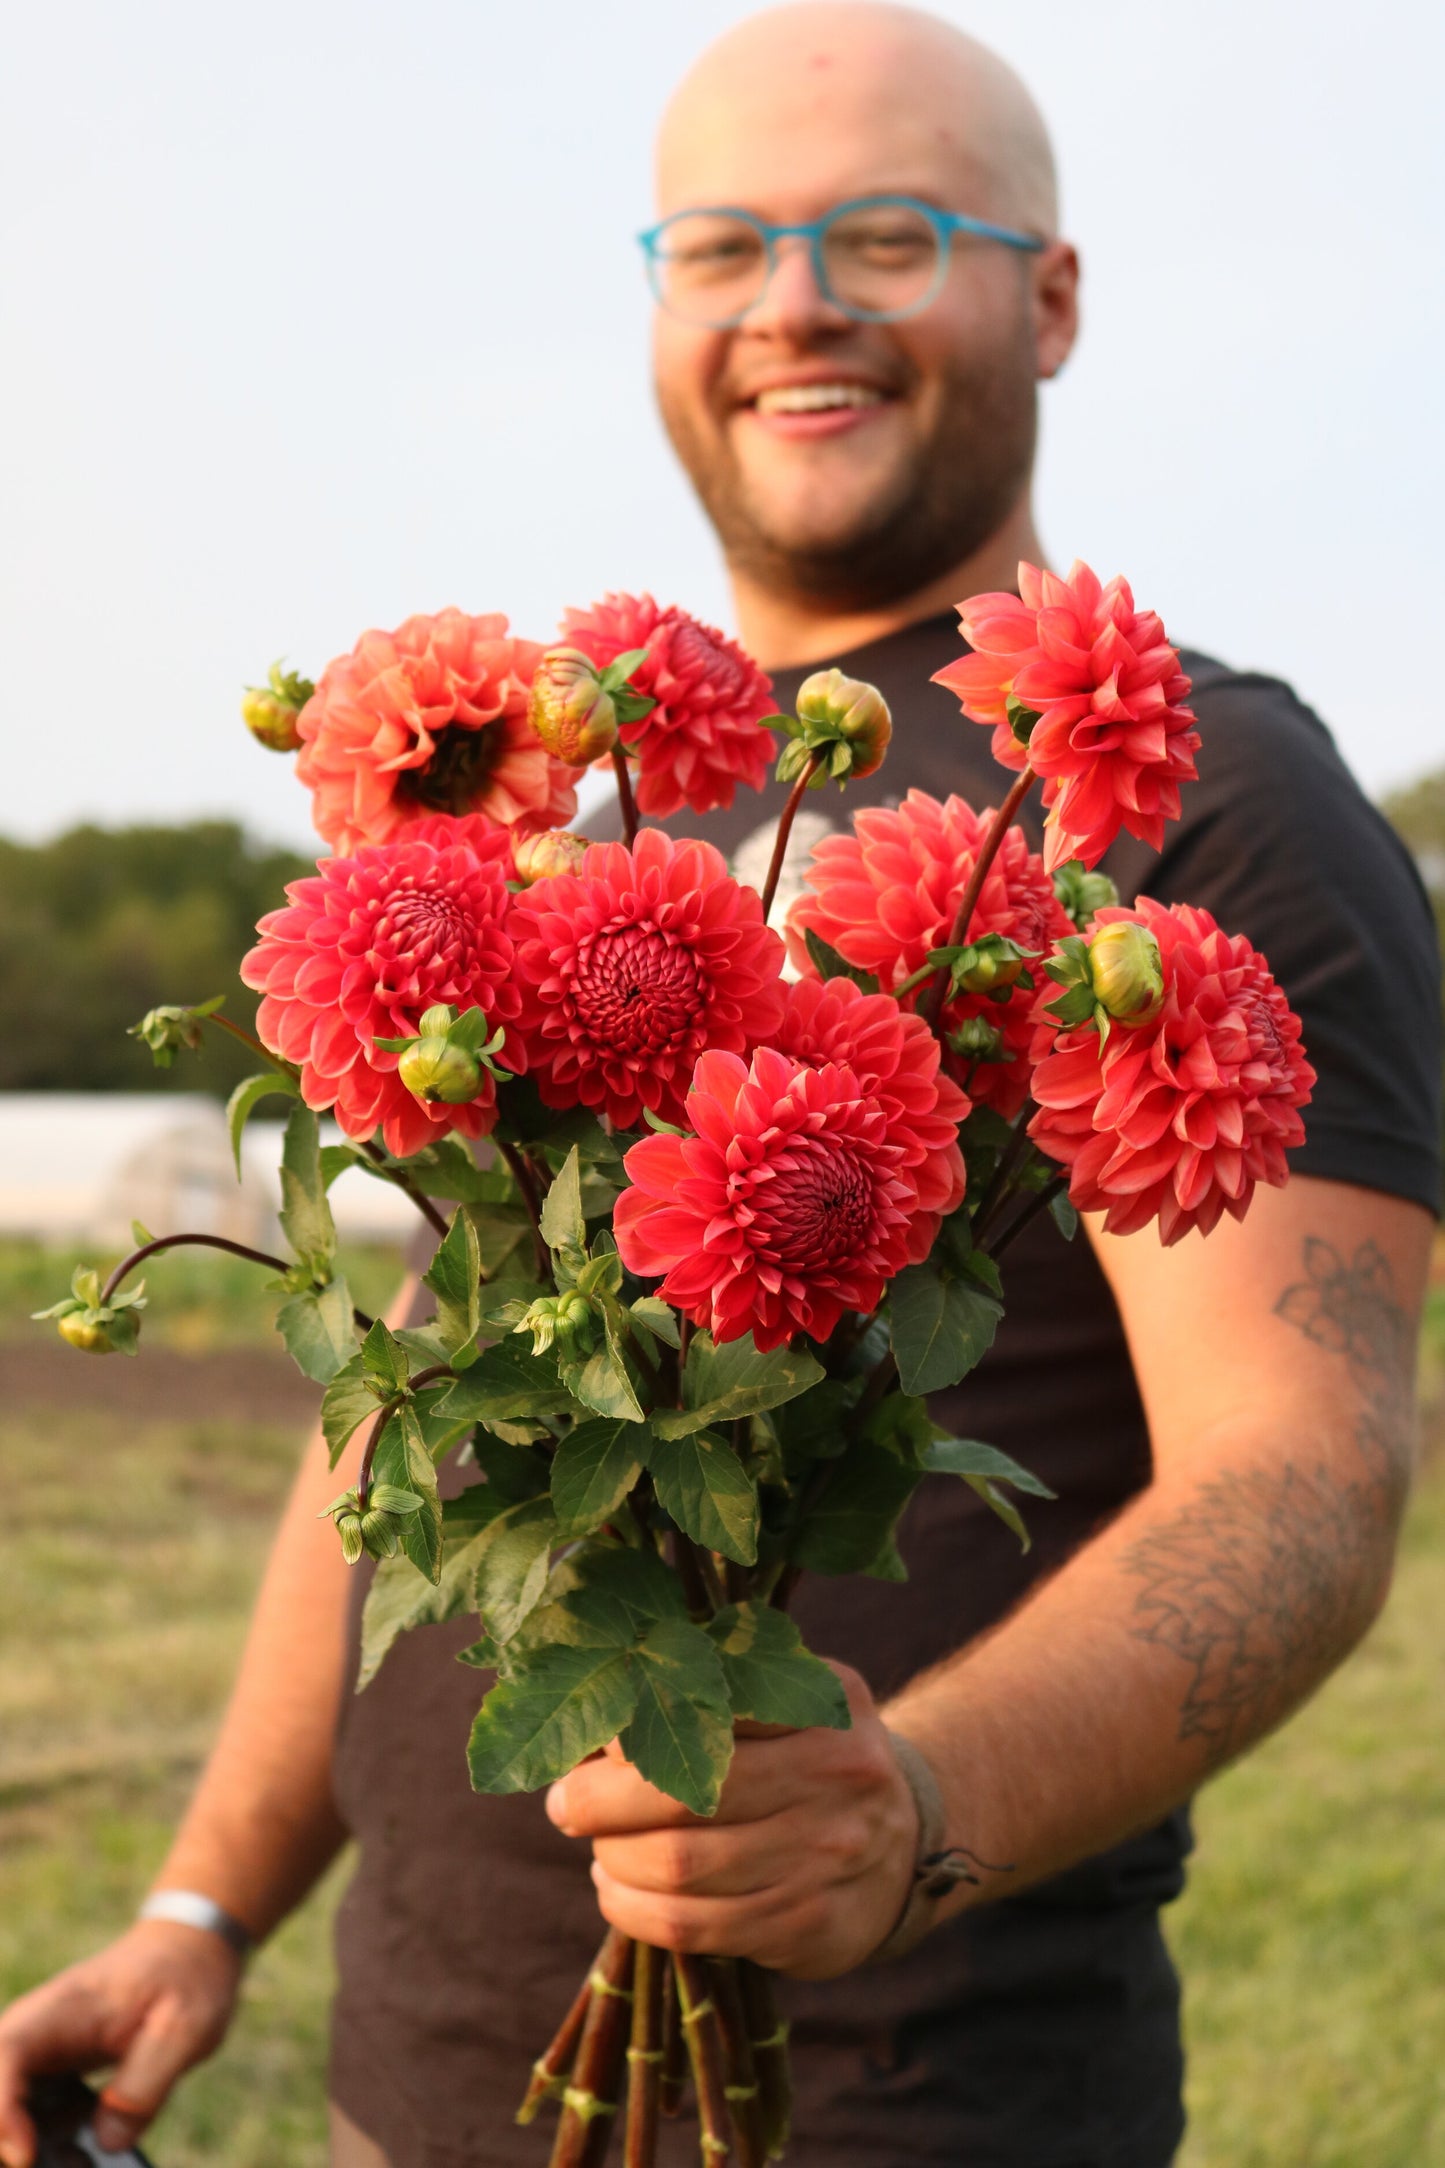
xmin=657 ymin=2 xmax=1058 ymax=237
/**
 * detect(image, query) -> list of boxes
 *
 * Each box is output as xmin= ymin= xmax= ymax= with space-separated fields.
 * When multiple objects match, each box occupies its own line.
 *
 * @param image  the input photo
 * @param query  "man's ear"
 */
xmin=1032 ymin=240 xmax=1080 ymax=380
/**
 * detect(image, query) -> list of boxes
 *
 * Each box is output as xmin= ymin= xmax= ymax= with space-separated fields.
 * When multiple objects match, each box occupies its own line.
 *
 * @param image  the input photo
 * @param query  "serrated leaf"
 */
xmin=922 ymin=1436 xmax=1055 ymax=1497
xmin=550 ymin=1419 xmax=646 ymax=1539
xmin=790 ymin=1439 xmax=921 ymax=1578
xmin=226 ymin=1070 xmax=299 ymax=1177
xmin=278 ymin=1104 xmax=336 ymax=1274
xmin=275 ymin=1274 xmax=356 ymax=1384
xmin=472 ymin=1494 xmax=557 ymax=1642
xmin=644 ymin=1430 xmax=758 ymax=1565
xmin=559 ymin=1341 xmax=648 ymax=1424
xmin=802 ymin=927 xmax=880 ymax=995
xmin=371 ymin=1405 xmax=443 ymax=1583
xmin=621 ymin=1616 xmax=733 ymax=1816
xmin=424 ymin=1209 xmax=483 ymax=1357
xmin=539 ymin=1146 xmax=586 ymax=1253
xmin=358 ymin=1525 xmax=488 ymax=1690
xmin=384 ymin=1135 xmax=493 ymax=1202
xmin=889 ymin=1261 xmax=1002 ymax=1396
xmin=319 ymin=1143 xmax=359 ymax=1189
xmin=467 ymin=1644 xmax=639 ymax=1794
xmin=322 ymin=1352 xmax=378 ymax=1467
xmin=563 ymin=1544 xmax=690 ymax=1634
xmin=470 ymin=1431 xmax=552 ymax=1504
xmin=472 ymin=1202 xmax=532 ymax=1277
xmin=630 ymin=1297 xmax=681 ymax=1349
xmin=653 ymin=1332 xmax=824 ymax=1440
xmin=706 ymin=1603 xmax=851 ymax=1730
xmin=439 ymin=1338 xmax=575 ymax=1423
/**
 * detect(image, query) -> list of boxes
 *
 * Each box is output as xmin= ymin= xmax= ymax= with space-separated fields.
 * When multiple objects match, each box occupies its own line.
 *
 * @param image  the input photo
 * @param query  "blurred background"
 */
xmin=2 ymin=1 xmax=1442 ymax=2162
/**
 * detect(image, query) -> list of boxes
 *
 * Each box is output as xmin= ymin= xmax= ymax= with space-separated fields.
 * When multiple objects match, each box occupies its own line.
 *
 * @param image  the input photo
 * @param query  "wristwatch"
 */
xmin=138 ymin=1889 xmax=254 ymax=1957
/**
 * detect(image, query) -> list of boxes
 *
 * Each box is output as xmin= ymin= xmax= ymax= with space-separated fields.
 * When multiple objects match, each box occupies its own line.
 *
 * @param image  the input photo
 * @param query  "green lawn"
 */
xmin=2 ymin=1252 xmax=1442 ymax=2165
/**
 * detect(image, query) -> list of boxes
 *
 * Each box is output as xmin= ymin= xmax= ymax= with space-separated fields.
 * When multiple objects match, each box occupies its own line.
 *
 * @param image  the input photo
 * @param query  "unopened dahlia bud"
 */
xmin=528 ymin=648 xmax=620 ymax=765
xmin=1088 ymin=922 xmax=1165 ymax=1023
xmin=948 ymin=1015 xmax=1007 ymax=1065
xmin=511 ymin=828 xmax=590 ymax=885
xmin=515 ymin=1290 xmax=600 ymax=1361
xmin=398 ymin=1035 xmax=483 ymax=1105
xmin=1052 ymin=859 xmax=1120 ymax=932
xmin=57 ymin=1310 xmax=121 ymax=1353
xmin=241 ymin=661 xmax=314 ymax=752
xmin=953 ymin=937 xmax=1028 ymax=996
xmin=336 ymin=1510 xmax=365 ymax=1565
xmin=787 ymin=667 xmax=893 ymax=781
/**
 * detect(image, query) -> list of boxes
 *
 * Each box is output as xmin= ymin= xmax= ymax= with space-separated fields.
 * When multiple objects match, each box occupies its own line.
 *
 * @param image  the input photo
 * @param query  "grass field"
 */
xmin=1 ymin=1246 xmax=1442 ymax=2166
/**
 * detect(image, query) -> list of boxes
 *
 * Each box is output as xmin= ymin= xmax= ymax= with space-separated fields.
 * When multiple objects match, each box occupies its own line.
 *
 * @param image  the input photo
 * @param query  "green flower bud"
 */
xmin=528 ymin=648 xmax=620 ymax=765
xmin=1088 ymin=922 xmax=1165 ymax=1023
xmin=336 ymin=1511 xmax=365 ymax=1566
xmin=242 ymin=661 xmax=314 ymax=752
xmin=947 ymin=1015 xmax=1008 ymax=1065
xmin=515 ymin=1291 xmax=600 ymax=1362
xmin=360 ymin=1508 xmax=401 ymax=1559
xmin=1051 ymin=859 xmax=1120 ymax=933
xmin=791 ymin=668 xmax=893 ymax=780
xmin=57 ymin=1310 xmax=121 ymax=1354
xmin=953 ymin=939 xmax=1027 ymax=996
xmin=398 ymin=1036 xmax=483 ymax=1104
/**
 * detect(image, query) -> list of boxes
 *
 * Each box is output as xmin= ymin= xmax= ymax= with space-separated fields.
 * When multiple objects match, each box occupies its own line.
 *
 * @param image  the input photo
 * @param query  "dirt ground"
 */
xmin=0 ymin=1338 xmax=319 ymax=1426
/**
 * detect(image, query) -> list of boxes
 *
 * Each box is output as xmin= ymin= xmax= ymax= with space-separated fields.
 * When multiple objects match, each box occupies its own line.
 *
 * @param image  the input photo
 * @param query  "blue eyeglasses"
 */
xmin=638 ymin=194 xmax=1044 ymax=329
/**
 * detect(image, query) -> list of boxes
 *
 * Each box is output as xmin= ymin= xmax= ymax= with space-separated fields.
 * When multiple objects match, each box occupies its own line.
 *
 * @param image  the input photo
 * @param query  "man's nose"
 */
xmin=740 ymin=235 xmax=851 ymax=340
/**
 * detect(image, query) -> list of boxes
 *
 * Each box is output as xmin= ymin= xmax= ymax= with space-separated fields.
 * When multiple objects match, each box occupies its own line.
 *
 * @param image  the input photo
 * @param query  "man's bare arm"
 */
xmin=549 ymin=1177 xmax=1431 ymax=1976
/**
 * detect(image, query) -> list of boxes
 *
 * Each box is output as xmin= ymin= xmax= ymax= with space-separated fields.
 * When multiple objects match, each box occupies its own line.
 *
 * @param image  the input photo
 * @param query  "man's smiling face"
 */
xmin=651 ymin=4 xmax=1072 ymax=613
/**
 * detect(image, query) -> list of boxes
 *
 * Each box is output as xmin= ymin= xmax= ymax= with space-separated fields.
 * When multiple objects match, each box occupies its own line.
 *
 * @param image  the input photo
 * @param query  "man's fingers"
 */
xmin=589 ymin=1861 xmax=824 ymax=1968
xmin=0 ymin=2042 xmax=38 ymax=2168
xmin=89 ymin=1995 xmax=197 ymax=2153
xmin=591 ymin=1811 xmax=794 ymax=1899
xmin=550 ymin=1733 xmax=831 ymax=1839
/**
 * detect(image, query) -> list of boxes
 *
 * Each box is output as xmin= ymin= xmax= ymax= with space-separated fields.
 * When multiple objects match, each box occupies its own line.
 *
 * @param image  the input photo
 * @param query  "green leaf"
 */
xmin=383 ymin=1135 xmax=494 ymax=1202
xmin=707 ymin=1603 xmax=851 ymax=1730
xmin=275 ymin=1274 xmax=357 ymax=1384
xmin=322 ymin=1352 xmax=378 ymax=1467
xmin=802 ymin=927 xmax=880 ymax=995
xmin=790 ymin=1439 xmax=922 ymax=1578
xmin=644 ymin=1430 xmax=759 ymax=1565
xmin=439 ymin=1338 xmax=575 ymax=1423
xmin=922 ymin=1436 xmax=1055 ymax=1496
xmin=1049 ymin=1190 xmax=1079 ymax=1241
xmin=225 ymin=1069 xmax=299 ymax=1177
xmin=319 ymin=1143 xmax=359 ymax=1189
xmin=467 ymin=1644 xmax=639 ymax=1794
xmin=278 ymin=1104 xmax=337 ymax=1274
xmin=630 ymin=1297 xmax=681 ymax=1349
xmin=424 ymin=1209 xmax=482 ymax=1357
xmin=472 ymin=1202 xmax=533 ymax=1278
xmin=559 ymin=1341 xmax=648 ymax=1424
xmin=561 ymin=1544 xmax=689 ymax=1637
xmin=539 ymin=1145 xmax=586 ymax=1254
xmin=472 ymin=1494 xmax=558 ymax=1642
xmin=889 ymin=1261 xmax=1003 ymax=1396
xmin=374 ymin=1406 xmax=442 ymax=1584
xmin=360 ymin=1316 xmax=409 ymax=1396
xmin=550 ymin=1419 xmax=646 ymax=1539
xmin=355 ymin=1489 xmax=500 ymax=1691
xmin=621 ymin=1617 xmax=733 ymax=1816
xmin=653 ymin=1332 xmax=825 ymax=1440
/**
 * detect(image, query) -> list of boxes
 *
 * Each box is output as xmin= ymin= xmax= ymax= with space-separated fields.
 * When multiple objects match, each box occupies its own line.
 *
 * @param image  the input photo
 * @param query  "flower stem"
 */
xmin=549 ymin=1932 xmax=636 ymax=2168
xmin=659 ymin=1958 xmax=687 ymax=2117
xmin=205 ymin=1009 xmax=296 ymax=1072
xmin=100 ymin=1231 xmax=289 ymax=1307
xmin=357 ymin=1140 xmax=451 ymax=1240
xmin=737 ymin=1965 xmax=791 ymax=2162
xmin=612 ymin=748 xmax=640 ymax=848
xmin=970 ymin=1099 xmax=1040 ymax=1250
xmin=707 ymin=1959 xmax=767 ymax=2168
xmin=517 ymin=1939 xmax=605 ymax=2125
xmin=987 ymin=1172 xmax=1070 ymax=1261
xmin=759 ymin=752 xmax=825 ymax=923
xmin=623 ymin=1941 xmax=666 ymax=2168
xmin=496 ymin=1139 xmax=551 ymax=1278
xmin=920 ymin=765 xmax=1037 ymax=1028
xmin=674 ymin=1952 xmax=734 ymax=2162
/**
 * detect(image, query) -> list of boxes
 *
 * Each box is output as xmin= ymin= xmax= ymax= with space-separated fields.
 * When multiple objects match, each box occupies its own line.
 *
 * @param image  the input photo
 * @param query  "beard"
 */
xmin=658 ymin=325 xmax=1039 ymax=613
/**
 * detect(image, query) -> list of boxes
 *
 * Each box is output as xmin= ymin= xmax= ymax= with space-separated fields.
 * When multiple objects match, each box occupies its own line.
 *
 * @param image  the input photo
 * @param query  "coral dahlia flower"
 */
xmin=1027 ymin=899 xmax=1315 ymax=1244
xmin=785 ymin=790 xmax=1073 ymax=1117
xmin=772 ymin=976 xmax=969 ymax=1261
xmin=560 ymin=592 xmax=776 ymax=816
xmin=933 ymin=560 xmax=1201 ymax=871
xmin=295 ymin=609 xmax=578 ymax=853
xmin=240 ymin=824 xmax=521 ymax=1159
xmin=509 ymin=827 xmax=786 ymax=1131
xmin=615 ymin=1047 xmax=920 ymax=1349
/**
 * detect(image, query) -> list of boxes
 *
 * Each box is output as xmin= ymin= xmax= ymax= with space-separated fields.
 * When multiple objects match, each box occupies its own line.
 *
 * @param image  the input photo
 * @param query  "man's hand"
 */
xmin=0 ymin=1921 xmax=243 ymax=2166
xmin=545 ymin=1665 xmax=918 ymax=1980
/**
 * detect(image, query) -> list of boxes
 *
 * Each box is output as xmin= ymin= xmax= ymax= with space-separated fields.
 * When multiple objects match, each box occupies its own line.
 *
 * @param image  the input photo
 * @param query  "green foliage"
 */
xmin=923 ymin=1435 xmax=1056 ymax=1551
xmin=707 ymin=1603 xmax=851 ymax=1730
xmin=0 ymin=820 xmax=311 ymax=1095
xmin=422 ymin=1210 xmax=483 ymax=1358
xmin=653 ymin=1330 xmax=824 ymax=1439
xmin=621 ymin=1616 xmax=732 ymax=1816
xmin=466 ymin=1643 xmax=640 ymax=1794
xmin=889 ymin=1251 xmax=1003 ymax=1395
xmin=274 ymin=1278 xmax=355 ymax=1385
xmin=644 ymin=1428 xmax=759 ymax=1565
xmin=549 ymin=1418 xmax=646 ymax=1539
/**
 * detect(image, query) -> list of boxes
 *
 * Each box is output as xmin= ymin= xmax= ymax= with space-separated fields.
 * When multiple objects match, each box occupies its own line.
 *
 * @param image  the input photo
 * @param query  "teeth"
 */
xmin=754 ymin=383 xmax=885 ymax=415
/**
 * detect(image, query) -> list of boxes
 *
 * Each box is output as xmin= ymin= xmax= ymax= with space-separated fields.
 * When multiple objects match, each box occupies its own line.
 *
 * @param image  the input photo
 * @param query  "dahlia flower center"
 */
xmin=569 ymin=923 xmax=707 ymax=1057
xmin=737 ymin=1136 xmax=875 ymax=1269
xmin=369 ymin=881 xmax=477 ymax=1003
xmin=1241 ymin=985 xmax=1286 ymax=1064
xmin=395 ymin=720 xmax=504 ymax=814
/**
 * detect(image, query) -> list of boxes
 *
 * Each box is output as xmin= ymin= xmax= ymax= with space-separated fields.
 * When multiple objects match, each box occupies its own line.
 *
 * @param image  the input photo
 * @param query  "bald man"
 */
xmin=1 ymin=8 xmax=1438 ymax=2168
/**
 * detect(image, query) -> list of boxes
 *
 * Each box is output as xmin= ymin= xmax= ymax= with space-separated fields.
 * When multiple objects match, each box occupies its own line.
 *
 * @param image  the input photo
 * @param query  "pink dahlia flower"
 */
xmin=294 ymin=609 xmax=578 ymax=853
xmin=560 ymin=592 xmax=776 ymax=816
xmin=240 ymin=823 xmax=521 ymax=1159
xmin=932 ymin=560 xmax=1201 ymax=871
xmin=1028 ymin=898 xmax=1315 ymax=1244
xmin=509 ymin=827 xmax=786 ymax=1131
xmin=615 ymin=1047 xmax=920 ymax=1349
xmin=771 ymin=976 xmax=969 ymax=1261
xmin=785 ymin=789 xmax=1073 ymax=1118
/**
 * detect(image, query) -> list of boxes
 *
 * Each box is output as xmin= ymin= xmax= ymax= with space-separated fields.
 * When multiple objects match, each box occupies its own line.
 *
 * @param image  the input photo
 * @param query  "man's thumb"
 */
xmin=91 ymin=1998 xmax=194 ymax=2153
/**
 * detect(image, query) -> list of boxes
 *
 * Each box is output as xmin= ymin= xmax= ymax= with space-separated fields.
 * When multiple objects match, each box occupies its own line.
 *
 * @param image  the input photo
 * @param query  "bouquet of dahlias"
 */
xmin=41 ymin=565 xmax=1314 ymax=2167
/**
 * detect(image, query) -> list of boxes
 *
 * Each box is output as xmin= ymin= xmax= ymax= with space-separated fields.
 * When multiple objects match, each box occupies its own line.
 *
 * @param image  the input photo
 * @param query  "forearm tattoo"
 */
xmin=1124 ymin=1239 xmax=1414 ymax=1770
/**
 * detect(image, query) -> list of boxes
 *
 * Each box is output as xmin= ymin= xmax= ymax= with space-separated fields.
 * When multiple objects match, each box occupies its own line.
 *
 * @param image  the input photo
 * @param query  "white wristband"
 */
xmin=139 ymin=1889 xmax=254 ymax=1956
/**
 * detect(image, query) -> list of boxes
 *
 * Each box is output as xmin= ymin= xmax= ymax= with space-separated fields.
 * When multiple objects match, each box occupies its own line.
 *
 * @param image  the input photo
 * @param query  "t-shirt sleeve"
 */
xmin=1102 ymin=664 xmax=1442 ymax=1216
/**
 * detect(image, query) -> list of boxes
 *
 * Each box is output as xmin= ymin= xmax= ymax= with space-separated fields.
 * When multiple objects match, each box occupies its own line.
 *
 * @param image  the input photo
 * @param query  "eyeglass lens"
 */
xmin=651 ymin=203 xmax=945 ymax=326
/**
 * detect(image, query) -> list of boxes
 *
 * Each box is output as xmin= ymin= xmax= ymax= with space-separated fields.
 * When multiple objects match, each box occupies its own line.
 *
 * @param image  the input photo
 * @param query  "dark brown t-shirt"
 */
xmin=329 ymin=616 xmax=1441 ymax=2167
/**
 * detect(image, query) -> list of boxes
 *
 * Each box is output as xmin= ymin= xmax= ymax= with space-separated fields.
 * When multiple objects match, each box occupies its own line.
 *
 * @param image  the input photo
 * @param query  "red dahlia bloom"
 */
xmin=240 ymin=824 xmax=521 ymax=1158
xmin=785 ymin=789 xmax=1073 ymax=1117
xmin=615 ymin=1047 xmax=920 ymax=1349
xmin=509 ymin=827 xmax=786 ymax=1131
xmin=560 ymin=592 xmax=777 ymax=816
xmin=1028 ymin=899 xmax=1315 ymax=1244
xmin=295 ymin=608 xmax=578 ymax=853
xmin=933 ymin=560 xmax=1201 ymax=871
xmin=772 ymin=976 xmax=969 ymax=1261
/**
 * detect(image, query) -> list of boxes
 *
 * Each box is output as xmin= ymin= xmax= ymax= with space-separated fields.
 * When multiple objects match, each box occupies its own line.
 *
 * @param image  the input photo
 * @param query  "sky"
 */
xmin=2 ymin=0 xmax=1441 ymax=853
